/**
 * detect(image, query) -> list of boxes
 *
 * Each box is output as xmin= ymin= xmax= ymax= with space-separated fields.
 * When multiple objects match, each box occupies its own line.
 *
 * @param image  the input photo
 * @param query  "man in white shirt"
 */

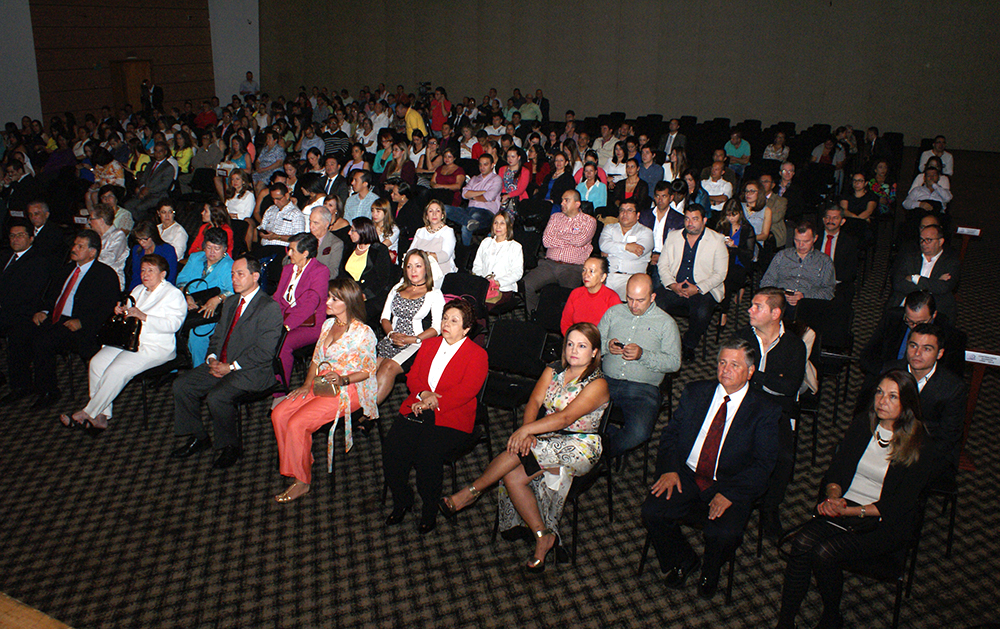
xmin=484 ymin=113 xmax=506 ymax=140
xmin=593 ymin=123 xmax=617 ymax=166
xmin=238 ymin=71 xmax=259 ymax=97
xmin=600 ymin=201 xmax=654 ymax=299
xmin=888 ymin=223 xmax=960 ymax=323
xmin=918 ymin=136 xmax=954 ymax=176
xmin=902 ymin=166 xmax=953 ymax=212
xmin=701 ymin=162 xmax=733 ymax=215
xmin=369 ymin=100 xmax=392 ymax=135
xmin=643 ymin=339 xmax=780 ymax=599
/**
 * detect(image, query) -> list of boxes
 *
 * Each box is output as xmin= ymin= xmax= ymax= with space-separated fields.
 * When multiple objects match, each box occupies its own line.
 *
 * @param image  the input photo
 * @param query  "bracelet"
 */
xmin=860 ymin=505 xmax=866 ymax=518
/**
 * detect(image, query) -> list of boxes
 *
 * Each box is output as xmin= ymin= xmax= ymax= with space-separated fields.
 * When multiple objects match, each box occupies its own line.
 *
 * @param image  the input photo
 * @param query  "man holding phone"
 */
xmin=760 ymin=220 xmax=835 ymax=319
xmin=598 ymin=274 xmax=681 ymax=462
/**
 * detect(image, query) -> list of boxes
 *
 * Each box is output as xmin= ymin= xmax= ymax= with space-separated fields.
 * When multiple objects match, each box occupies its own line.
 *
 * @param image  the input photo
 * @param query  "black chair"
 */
xmin=489 ymin=230 xmax=542 ymax=320
xmin=443 ymin=388 xmax=494 ymax=491
xmin=562 ymin=402 xmax=615 ymax=564
xmin=925 ymin=473 xmax=958 ymax=558
xmin=532 ymin=284 xmax=573 ymax=362
xmin=134 ymin=327 xmax=194 ymax=426
xmin=440 ymin=271 xmax=489 ymax=323
xmin=481 ymin=320 xmax=547 ymax=432
xmin=796 ymin=330 xmax=824 ymax=465
xmin=233 ymin=326 xmax=289 ymax=445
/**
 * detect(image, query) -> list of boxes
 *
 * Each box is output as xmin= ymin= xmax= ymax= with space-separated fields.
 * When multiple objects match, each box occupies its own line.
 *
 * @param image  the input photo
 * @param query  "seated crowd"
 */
xmin=0 ymin=81 xmax=968 ymax=625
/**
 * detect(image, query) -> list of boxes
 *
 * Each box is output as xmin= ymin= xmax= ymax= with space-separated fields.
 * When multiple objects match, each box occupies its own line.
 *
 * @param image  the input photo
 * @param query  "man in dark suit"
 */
xmin=816 ymin=205 xmax=860 ymax=302
xmin=735 ymin=288 xmax=806 ymax=540
xmin=661 ymin=118 xmax=687 ymax=156
xmin=0 ymin=221 xmax=53 ymax=402
xmin=1 ymin=159 xmax=43 ymax=234
xmin=141 ymin=79 xmax=164 ymax=113
xmin=888 ymin=223 xmax=960 ymax=324
xmin=859 ymin=291 xmax=965 ymax=395
xmin=123 ymin=141 xmax=175 ymax=222
xmin=322 ymin=155 xmax=350 ymax=205
xmin=878 ymin=323 xmax=966 ymax=476
xmin=170 ymin=256 xmax=283 ymax=469
xmin=24 ymin=230 xmax=120 ymax=409
xmin=775 ymin=162 xmax=806 ymax=223
xmin=859 ymin=126 xmax=892 ymax=172
xmin=27 ymin=201 xmax=67 ymax=262
xmin=642 ymin=339 xmax=780 ymax=599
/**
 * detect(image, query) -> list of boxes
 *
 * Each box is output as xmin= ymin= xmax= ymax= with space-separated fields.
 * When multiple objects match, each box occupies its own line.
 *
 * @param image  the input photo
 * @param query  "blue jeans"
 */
xmin=603 ymin=377 xmax=662 ymax=460
xmin=656 ymin=290 xmax=718 ymax=351
xmin=445 ymin=205 xmax=495 ymax=245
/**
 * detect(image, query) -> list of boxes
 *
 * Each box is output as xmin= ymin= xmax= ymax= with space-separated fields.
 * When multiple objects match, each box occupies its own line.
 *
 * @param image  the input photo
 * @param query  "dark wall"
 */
xmin=31 ymin=0 xmax=215 ymax=123
xmin=259 ymin=0 xmax=1000 ymax=151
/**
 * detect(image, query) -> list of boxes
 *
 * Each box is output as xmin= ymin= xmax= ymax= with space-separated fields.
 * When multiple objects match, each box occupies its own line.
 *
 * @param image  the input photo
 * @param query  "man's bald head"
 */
xmin=626 ymin=274 xmax=655 ymax=316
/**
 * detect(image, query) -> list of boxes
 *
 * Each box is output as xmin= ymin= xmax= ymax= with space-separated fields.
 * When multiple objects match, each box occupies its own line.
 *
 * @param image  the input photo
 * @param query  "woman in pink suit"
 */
xmin=275 ymin=232 xmax=330 ymax=390
xmin=381 ymin=299 xmax=489 ymax=534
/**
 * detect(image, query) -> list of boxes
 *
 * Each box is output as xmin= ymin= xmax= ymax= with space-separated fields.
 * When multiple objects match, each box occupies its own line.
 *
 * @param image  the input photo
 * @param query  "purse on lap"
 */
xmin=97 ymin=295 xmax=142 ymax=352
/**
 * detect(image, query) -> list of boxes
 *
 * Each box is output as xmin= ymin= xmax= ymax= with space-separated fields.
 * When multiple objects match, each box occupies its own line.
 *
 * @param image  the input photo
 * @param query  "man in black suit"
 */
xmin=859 ymin=291 xmax=965 ymax=397
xmin=816 ymin=205 xmax=859 ymax=302
xmin=141 ymin=79 xmax=164 ymax=112
xmin=24 ymin=230 xmax=120 ymax=409
xmin=26 ymin=201 xmax=67 ymax=262
xmin=889 ymin=223 xmax=960 ymax=324
xmin=880 ymin=323 xmax=966 ymax=476
xmin=859 ymin=126 xmax=892 ymax=172
xmin=1 ymin=160 xmax=43 ymax=234
xmin=642 ymin=339 xmax=780 ymax=599
xmin=123 ymin=142 xmax=175 ymax=222
xmin=661 ymin=118 xmax=687 ymax=156
xmin=0 ymin=221 xmax=53 ymax=402
xmin=735 ymin=288 xmax=806 ymax=540
xmin=321 ymin=155 xmax=350 ymax=205
xmin=170 ymin=256 xmax=283 ymax=469
xmin=775 ymin=162 xmax=806 ymax=223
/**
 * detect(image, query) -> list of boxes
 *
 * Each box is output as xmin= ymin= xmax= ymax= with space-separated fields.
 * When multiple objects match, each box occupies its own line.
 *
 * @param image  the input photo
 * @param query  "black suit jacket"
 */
xmin=4 ymin=174 xmax=43 ymax=216
xmin=31 ymin=222 xmax=68 ymax=262
xmin=43 ymin=261 xmax=121 ymax=358
xmin=824 ymin=414 xmax=934 ymax=539
xmin=889 ymin=249 xmax=960 ymax=324
xmin=611 ymin=178 xmax=650 ymax=213
xmin=324 ymin=175 xmax=350 ymax=206
xmin=883 ymin=359 xmax=966 ymax=472
xmin=735 ymin=326 xmax=806 ymax=418
xmin=655 ymin=380 xmax=780 ymax=506
xmin=207 ymin=290 xmax=283 ymax=390
xmin=340 ymin=242 xmax=397 ymax=303
xmin=777 ymin=182 xmax=806 ymax=221
xmin=859 ymin=306 xmax=965 ymax=384
xmin=0 ymin=246 xmax=52 ymax=328
xmin=815 ymin=230 xmax=859 ymax=286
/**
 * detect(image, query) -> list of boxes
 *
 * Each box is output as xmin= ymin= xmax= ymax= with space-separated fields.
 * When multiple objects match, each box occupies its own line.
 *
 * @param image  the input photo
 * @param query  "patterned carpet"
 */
xmin=1 ymin=150 xmax=998 ymax=628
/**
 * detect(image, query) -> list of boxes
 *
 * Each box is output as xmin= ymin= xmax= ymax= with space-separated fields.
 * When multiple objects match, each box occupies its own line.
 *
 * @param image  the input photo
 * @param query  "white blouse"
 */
xmin=472 ymin=237 xmax=523 ymax=292
xmin=226 ymin=191 xmax=255 ymax=220
xmin=428 ymin=336 xmax=467 ymax=391
xmin=409 ymin=226 xmax=457 ymax=278
xmin=159 ymin=222 xmax=188 ymax=260
xmin=843 ymin=427 xmax=893 ymax=506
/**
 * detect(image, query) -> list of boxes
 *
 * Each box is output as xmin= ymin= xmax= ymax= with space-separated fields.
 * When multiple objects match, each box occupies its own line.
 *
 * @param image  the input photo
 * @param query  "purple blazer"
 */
xmin=276 ymin=258 xmax=330 ymax=330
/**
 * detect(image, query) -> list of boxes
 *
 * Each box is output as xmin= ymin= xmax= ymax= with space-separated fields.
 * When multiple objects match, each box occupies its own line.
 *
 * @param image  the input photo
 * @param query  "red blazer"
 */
xmin=276 ymin=258 xmax=329 ymax=329
xmin=400 ymin=336 xmax=488 ymax=433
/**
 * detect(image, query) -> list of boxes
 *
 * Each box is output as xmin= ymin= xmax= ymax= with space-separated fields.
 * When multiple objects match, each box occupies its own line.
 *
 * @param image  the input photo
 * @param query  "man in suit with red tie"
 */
xmin=642 ymin=339 xmax=780 ymax=599
xmin=24 ymin=230 xmax=120 ymax=409
xmin=0 ymin=221 xmax=54 ymax=402
xmin=170 ymin=256 xmax=283 ymax=469
xmin=123 ymin=141 xmax=175 ymax=222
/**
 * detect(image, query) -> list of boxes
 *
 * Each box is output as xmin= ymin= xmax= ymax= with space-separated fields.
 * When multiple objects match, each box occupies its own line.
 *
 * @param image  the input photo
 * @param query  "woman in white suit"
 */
xmin=58 ymin=254 xmax=188 ymax=435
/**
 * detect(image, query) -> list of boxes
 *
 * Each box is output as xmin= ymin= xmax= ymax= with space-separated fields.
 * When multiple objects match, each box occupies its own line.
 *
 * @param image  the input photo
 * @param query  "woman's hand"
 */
xmin=420 ymin=391 xmax=442 ymax=410
xmin=125 ymin=306 xmax=147 ymax=322
xmin=507 ymin=426 xmax=537 ymax=457
xmin=198 ymin=295 xmax=222 ymax=318
xmin=389 ymin=332 xmax=414 ymax=347
xmin=817 ymin=497 xmax=847 ymax=517
xmin=287 ymin=385 xmax=311 ymax=401
xmin=185 ymin=295 xmax=198 ymax=311
xmin=114 ymin=303 xmax=127 ymax=316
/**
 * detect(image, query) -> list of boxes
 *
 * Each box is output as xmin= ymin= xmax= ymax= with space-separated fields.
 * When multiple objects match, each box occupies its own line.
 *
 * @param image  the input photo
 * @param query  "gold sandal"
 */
xmin=526 ymin=528 xmax=557 ymax=573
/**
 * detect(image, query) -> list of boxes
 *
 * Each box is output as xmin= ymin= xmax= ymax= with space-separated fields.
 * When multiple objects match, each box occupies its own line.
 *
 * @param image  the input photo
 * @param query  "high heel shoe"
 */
xmin=525 ymin=528 xmax=557 ymax=573
xmin=385 ymin=504 xmax=412 ymax=526
xmin=58 ymin=414 xmax=78 ymax=430
xmin=274 ymin=482 xmax=310 ymax=503
xmin=439 ymin=484 xmax=481 ymax=520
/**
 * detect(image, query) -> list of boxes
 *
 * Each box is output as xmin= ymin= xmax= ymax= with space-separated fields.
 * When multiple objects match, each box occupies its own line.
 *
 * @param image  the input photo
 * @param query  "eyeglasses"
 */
xmin=919 ymin=237 xmax=941 ymax=244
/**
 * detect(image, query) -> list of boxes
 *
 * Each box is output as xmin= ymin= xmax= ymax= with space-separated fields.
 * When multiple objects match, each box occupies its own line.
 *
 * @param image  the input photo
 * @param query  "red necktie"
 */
xmin=52 ymin=266 xmax=81 ymax=323
xmin=824 ymin=234 xmax=834 ymax=257
xmin=219 ymin=298 xmax=245 ymax=363
xmin=695 ymin=395 xmax=730 ymax=491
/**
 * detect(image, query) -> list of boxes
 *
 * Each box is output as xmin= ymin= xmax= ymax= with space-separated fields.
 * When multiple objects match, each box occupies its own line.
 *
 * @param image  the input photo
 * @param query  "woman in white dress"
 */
xmin=407 ymin=199 xmax=457 ymax=280
xmin=156 ymin=200 xmax=188 ymax=260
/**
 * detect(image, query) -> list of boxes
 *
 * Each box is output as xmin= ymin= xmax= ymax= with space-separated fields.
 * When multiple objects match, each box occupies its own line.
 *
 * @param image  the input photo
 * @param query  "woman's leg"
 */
xmin=412 ymin=425 xmax=472 ymax=524
xmin=382 ymin=416 xmax=421 ymax=511
xmin=448 ymin=450 xmax=524 ymax=510
xmin=83 ymin=346 xmax=170 ymax=425
xmin=776 ymin=520 xmax=851 ymax=629
xmin=278 ymin=325 xmax=322 ymax=390
xmin=375 ymin=358 xmax=403 ymax=405
xmin=271 ymin=393 xmax=348 ymax=485
xmin=502 ymin=463 xmax=553 ymax=563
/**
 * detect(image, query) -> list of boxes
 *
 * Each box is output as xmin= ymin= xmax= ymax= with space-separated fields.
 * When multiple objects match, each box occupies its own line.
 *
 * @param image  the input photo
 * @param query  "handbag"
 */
xmin=183 ymin=278 xmax=223 ymax=336
xmin=97 ymin=295 xmax=142 ymax=352
xmin=312 ymin=361 xmax=342 ymax=397
xmin=485 ymin=276 xmax=501 ymax=304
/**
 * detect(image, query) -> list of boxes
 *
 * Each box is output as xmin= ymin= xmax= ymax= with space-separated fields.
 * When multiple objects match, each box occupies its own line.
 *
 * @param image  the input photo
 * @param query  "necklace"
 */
xmin=875 ymin=426 xmax=892 ymax=448
xmin=333 ymin=318 xmax=347 ymax=327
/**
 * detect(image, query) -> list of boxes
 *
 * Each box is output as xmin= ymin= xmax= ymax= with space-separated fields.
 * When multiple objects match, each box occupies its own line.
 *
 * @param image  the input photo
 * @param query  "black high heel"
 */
xmin=439 ymin=484 xmax=481 ymax=520
xmin=525 ymin=528 xmax=557 ymax=573
xmin=385 ymin=504 xmax=412 ymax=526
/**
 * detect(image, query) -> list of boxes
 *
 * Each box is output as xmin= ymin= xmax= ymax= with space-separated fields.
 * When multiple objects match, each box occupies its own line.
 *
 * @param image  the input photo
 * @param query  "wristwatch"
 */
xmin=229 ymin=363 xmax=235 ymax=372
xmin=860 ymin=505 xmax=866 ymax=518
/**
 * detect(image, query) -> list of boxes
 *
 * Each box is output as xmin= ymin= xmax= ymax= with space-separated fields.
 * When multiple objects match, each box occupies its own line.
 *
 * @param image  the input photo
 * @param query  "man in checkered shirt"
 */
xmin=255 ymin=182 xmax=305 ymax=290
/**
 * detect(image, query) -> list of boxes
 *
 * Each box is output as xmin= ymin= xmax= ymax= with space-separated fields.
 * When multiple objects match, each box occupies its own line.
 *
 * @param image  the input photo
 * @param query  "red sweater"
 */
xmin=561 ymin=285 xmax=621 ymax=335
xmin=399 ymin=336 xmax=489 ymax=433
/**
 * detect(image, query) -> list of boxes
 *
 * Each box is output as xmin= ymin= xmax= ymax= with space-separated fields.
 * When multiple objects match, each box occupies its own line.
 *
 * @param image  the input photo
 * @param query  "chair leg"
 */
xmin=637 ymin=533 xmax=651 ymax=576
xmin=491 ymin=507 xmax=500 ymax=544
xmin=450 ymin=462 xmax=458 ymax=494
xmin=945 ymin=493 xmax=957 ymax=558
xmin=606 ymin=463 xmax=614 ymax=524
xmin=892 ymin=578 xmax=904 ymax=629
xmin=811 ymin=409 xmax=818 ymax=466
xmin=571 ymin=498 xmax=579 ymax=565
xmin=642 ymin=439 xmax=650 ymax=486
xmin=756 ymin=508 xmax=764 ymax=558
xmin=725 ymin=553 xmax=735 ymax=604
xmin=329 ymin=445 xmax=336 ymax=496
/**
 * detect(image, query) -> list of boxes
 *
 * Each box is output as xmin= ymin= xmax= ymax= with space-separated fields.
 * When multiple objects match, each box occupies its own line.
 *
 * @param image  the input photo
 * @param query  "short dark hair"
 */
xmin=352 ymin=169 xmax=373 ymax=188
xmin=351 ymin=217 xmax=379 ymax=245
xmin=98 ymin=184 xmax=122 ymax=205
xmin=288 ymin=232 xmax=318 ymax=258
xmin=443 ymin=298 xmax=475 ymax=331
xmin=140 ymin=253 xmax=170 ymax=274
xmin=269 ymin=182 xmax=289 ymax=196
xmin=685 ymin=203 xmax=707 ymax=219
xmin=77 ymin=229 xmax=102 ymax=256
xmin=795 ymin=220 xmax=817 ymax=237
xmin=394 ymin=181 xmax=412 ymax=199
xmin=754 ymin=287 xmax=787 ymax=315
xmin=718 ymin=337 xmax=758 ymax=370
xmin=904 ymin=290 xmax=936 ymax=315
xmin=238 ymin=255 xmax=262 ymax=276
xmin=920 ymin=223 xmax=945 ymax=239
xmin=203 ymin=226 xmax=229 ymax=249
xmin=910 ymin=322 xmax=945 ymax=349
xmin=300 ymin=172 xmax=326 ymax=196
xmin=654 ymin=180 xmax=672 ymax=194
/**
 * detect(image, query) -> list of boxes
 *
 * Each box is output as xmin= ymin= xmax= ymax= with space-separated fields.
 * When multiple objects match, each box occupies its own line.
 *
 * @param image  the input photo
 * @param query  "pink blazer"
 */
xmin=276 ymin=258 xmax=330 ymax=329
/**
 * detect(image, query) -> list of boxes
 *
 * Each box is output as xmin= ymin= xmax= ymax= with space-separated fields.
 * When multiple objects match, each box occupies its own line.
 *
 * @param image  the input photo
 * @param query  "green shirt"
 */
xmin=598 ymin=303 xmax=681 ymax=386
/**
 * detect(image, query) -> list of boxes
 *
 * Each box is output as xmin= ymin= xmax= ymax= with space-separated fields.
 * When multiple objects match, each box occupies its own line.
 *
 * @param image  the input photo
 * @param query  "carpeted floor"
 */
xmin=1 ymin=150 xmax=997 ymax=628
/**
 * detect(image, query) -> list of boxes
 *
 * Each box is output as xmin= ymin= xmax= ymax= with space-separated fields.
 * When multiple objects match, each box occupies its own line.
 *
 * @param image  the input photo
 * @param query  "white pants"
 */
xmin=84 ymin=344 xmax=174 ymax=419
xmin=606 ymin=272 xmax=632 ymax=301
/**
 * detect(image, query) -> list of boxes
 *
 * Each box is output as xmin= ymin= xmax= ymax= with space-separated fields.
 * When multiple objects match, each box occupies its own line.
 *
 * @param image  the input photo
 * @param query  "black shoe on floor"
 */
xmin=212 ymin=446 xmax=242 ymax=469
xmin=418 ymin=517 xmax=436 ymax=535
xmin=170 ymin=436 xmax=212 ymax=459
xmin=0 ymin=388 xmax=31 ymax=404
xmin=697 ymin=571 xmax=721 ymax=599
xmin=31 ymin=390 xmax=61 ymax=410
xmin=385 ymin=505 xmax=412 ymax=526
xmin=664 ymin=556 xmax=701 ymax=589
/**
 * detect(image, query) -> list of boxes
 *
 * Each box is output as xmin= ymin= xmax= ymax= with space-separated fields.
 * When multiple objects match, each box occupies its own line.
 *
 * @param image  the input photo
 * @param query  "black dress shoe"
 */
xmin=813 ymin=611 xmax=844 ymax=629
xmin=31 ymin=390 xmax=61 ymax=410
xmin=170 ymin=436 xmax=213 ymax=459
xmin=385 ymin=505 xmax=412 ymax=526
xmin=697 ymin=572 xmax=720 ymax=599
xmin=212 ymin=446 xmax=242 ymax=469
xmin=418 ymin=518 xmax=436 ymax=535
xmin=0 ymin=388 xmax=30 ymax=404
xmin=664 ymin=556 xmax=701 ymax=589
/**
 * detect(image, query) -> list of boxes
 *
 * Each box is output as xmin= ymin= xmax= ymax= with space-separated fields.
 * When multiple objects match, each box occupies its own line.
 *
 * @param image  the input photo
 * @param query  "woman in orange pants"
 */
xmin=270 ymin=277 xmax=378 ymax=503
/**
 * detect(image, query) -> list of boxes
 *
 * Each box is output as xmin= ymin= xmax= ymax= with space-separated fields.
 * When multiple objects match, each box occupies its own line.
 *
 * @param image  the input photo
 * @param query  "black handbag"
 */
xmin=183 ymin=278 xmax=223 ymax=336
xmin=97 ymin=295 xmax=142 ymax=352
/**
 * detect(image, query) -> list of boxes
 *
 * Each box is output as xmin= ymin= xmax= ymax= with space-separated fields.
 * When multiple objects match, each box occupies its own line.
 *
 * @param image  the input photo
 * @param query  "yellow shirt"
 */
xmin=129 ymin=153 xmax=151 ymax=174
xmin=404 ymin=107 xmax=428 ymax=141
xmin=345 ymin=248 xmax=368 ymax=281
xmin=173 ymin=147 xmax=193 ymax=173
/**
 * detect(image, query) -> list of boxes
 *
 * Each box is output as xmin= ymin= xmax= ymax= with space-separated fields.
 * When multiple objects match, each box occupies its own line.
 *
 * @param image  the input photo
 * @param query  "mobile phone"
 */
xmin=612 ymin=340 xmax=625 ymax=349
xmin=520 ymin=452 xmax=541 ymax=475
xmin=784 ymin=289 xmax=795 ymax=296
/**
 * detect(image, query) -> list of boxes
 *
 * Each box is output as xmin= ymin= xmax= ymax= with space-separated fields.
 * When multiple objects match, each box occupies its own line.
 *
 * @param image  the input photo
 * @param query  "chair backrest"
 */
xmin=533 ymin=284 xmax=573 ymax=335
xmin=440 ymin=271 xmax=489 ymax=321
xmin=486 ymin=319 xmax=546 ymax=377
xmin=271 ymin=325 xmax=290 ymax=388
xmin=514 ymin=230 xmax=543 ymax=270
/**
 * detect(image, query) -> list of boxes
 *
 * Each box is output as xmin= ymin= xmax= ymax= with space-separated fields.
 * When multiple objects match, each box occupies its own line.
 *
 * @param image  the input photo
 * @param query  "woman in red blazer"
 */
xmin=275 ymin=232 xmax=330 ymax=390
xmin=382 ymin=299 xmax=488 ymax=534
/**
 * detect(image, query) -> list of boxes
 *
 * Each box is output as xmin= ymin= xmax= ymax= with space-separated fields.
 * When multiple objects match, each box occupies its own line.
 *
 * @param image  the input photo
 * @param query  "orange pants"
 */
xmin=271 ymin=386 xmax=360 ymax=484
